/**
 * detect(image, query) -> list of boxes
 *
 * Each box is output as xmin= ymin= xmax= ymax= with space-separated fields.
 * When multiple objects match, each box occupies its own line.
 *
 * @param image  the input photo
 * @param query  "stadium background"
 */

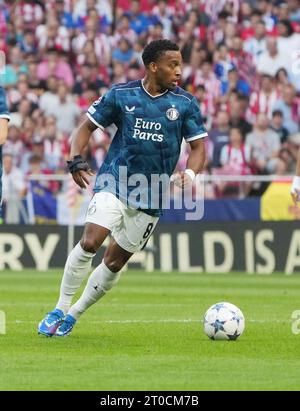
xmin=2 ymin=0 xmax=300 ymax=265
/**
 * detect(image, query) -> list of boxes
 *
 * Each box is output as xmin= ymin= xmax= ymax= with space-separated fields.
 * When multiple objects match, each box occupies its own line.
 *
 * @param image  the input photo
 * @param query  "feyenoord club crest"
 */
xmin=166 ymin=107 xmax=179 ymax=120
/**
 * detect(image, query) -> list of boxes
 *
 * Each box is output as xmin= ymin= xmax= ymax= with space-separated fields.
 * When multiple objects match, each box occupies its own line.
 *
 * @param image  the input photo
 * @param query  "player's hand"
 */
xmin=171 ymin=171 xmax=194 ymax=188
xmin=291 ymin=176 xmax=300 ymax=205
xmin=67 ymin=155 xmax=94 ymax=189
xmin=72 ymin=169 xmax=94 ymax=189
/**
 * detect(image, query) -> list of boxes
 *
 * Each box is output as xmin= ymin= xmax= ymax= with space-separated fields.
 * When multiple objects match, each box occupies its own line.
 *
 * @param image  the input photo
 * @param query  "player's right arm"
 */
xmin=68 ymin=118 xmax=97 ymax=189
xmin=0 ymin=87 xmax=10 ymax=146
xmin=291 ymin=147 xmax=300 ymax=205
xmin=0 ymin=118 xmax=9 ymax=146
xmin=69 ymin=89 xmax=116 ymax=189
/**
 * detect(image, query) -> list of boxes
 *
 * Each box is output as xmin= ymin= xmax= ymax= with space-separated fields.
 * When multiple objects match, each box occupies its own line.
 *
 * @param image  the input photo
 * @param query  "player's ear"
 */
xmin=149 ymin=62 xmax=157 ymax=73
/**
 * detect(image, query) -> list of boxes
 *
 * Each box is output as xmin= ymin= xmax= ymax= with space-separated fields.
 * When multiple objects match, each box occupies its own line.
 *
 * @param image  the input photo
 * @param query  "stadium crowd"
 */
xmin=2 ymin=0 xmax=300 ymax=222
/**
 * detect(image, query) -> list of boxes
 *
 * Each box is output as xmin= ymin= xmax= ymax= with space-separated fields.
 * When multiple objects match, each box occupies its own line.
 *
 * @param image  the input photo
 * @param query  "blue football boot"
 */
xmin=55 ymin=314 xmax=76 ymax=337
xmin=38 ymin=308 xmax=65 ymax=337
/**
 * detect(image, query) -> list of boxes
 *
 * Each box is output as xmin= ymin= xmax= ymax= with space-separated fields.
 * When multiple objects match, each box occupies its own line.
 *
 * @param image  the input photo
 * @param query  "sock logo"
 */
xmin=88 ymin=204 xmax=97 ymax=215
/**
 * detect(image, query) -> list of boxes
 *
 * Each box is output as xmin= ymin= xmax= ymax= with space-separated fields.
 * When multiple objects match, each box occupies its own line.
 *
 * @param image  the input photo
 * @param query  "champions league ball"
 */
xmin=203 ymin=302 xmax=245 ymax=340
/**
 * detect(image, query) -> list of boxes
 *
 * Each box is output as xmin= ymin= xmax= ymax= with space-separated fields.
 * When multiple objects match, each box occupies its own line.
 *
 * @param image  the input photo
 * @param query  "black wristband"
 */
xmin=67 ymin=155 xmax=90 ymax=174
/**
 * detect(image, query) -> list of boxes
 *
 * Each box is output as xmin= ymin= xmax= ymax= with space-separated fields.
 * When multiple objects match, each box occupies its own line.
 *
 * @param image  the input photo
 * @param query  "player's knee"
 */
xmin=80 ymin=238 xmax=98 ymax=254
xmin=103 ymin=256 xmax=126 ymax=273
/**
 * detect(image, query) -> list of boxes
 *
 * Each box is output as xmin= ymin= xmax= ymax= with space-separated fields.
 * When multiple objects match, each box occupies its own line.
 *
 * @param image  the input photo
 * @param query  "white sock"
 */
xmin=56 ymin=242 xmax=96 ymax=314
xmin=68 ymin=260 xmax=121 ymax=320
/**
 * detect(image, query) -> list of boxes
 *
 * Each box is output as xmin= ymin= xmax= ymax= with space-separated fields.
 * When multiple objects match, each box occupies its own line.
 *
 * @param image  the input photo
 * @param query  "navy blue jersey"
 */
xmin=0 ymin=86 xmax=10 ymax=206
xmin=87 ymin=80 xmax=207 ymax=215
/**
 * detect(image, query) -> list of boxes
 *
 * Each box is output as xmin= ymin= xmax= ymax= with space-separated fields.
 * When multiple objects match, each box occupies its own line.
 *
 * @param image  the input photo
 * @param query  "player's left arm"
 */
xmin=173 ymin=96 xmax=207 ymax=188
xmin=0 ymin=118 xmax=9 ymax=146
xmin=291 ymin=147 xmax=300 ymax=205
xmin=173 ymin=138 xmax=206 ymax=188
xmin=0 ymin=86 xmax=10 ymax=145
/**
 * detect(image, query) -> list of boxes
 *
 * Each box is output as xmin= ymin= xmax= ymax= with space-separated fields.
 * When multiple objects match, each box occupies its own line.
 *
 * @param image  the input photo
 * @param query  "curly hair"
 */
xmin=142 ymin=39 xmax=179 ymax=67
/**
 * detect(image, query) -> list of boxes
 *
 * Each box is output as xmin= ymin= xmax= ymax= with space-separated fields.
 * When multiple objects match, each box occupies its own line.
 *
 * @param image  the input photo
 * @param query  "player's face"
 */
xmin=154 ymin=50 xmax=182 ymax=90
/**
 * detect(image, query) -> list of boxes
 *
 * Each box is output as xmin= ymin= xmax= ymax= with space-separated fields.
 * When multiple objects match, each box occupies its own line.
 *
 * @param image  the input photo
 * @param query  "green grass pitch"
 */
xmin=1 ymin=270 xmax=300 ymax=390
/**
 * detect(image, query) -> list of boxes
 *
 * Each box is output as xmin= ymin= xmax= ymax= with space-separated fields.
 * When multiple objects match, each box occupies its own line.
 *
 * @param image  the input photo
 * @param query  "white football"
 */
xmin=203 ymin=302 xmax=245 ymax=340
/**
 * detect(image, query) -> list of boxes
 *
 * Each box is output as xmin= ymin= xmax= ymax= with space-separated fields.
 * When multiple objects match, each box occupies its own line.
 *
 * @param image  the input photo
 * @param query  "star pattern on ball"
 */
xmin=213 ymin=319 xmax=225 ymax=333
xmin=214 ymin=303 xmax=225 ymax=311
xmin=228 ymin=330 xmax=239 ymax=340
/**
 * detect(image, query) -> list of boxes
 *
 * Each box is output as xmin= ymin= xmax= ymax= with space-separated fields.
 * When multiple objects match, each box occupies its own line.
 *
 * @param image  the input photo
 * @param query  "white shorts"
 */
xmin=85 ymin=192 xmax=159 ymax=253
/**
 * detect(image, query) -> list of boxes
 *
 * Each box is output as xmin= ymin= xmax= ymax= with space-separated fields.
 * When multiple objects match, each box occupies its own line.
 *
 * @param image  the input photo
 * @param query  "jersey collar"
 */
xmin=140 ymin=79 xmax=169 ymax=99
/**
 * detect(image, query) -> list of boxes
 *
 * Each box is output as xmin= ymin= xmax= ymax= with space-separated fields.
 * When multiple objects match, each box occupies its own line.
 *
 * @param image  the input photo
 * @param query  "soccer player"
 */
xmin=38 ymin=39 xmax=207 ymax=337
xmin=0 ymin=86 xmax=10 ymax=223
xmin=291 ymin=148 xmax=300 ymax=205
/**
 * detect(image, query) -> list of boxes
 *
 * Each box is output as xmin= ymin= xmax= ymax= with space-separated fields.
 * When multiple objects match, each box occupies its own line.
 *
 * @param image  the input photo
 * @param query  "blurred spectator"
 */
xmin=221 ymin=68 xmax=250 ymax=97
xmin=37 ymin=49 xmax=74 ymax=88
xmin=287 ymin=0 xmax=300 ymax=22
xmin=229 ymin=35 xmax=259 ymax=93
xmin=247 ymin=74 xmax=279 ymax=122
xmin=209 ymin=111 xmax=230 ymax=168
xmin=113 ymin=14 xmax=137 ymax=45
xmin=125 ymin=0 xmax=152 ymax=36
xmin=152 ymin=0 xmax=173 ymax=39
xmin=270 ymin=110 xmax=289 ymax=144
xmin=111 ymin=61 xmax=127 ymax=84
xmin=18 ymin=29 xmax=37 ymax=54
xmin=39 ymin=76 xmax=59 ymax=116
xmin=217 ymin=127 xmax=253 ymax=197
xmin=3 ymin=46 xmax=28 ymax=87
xmin=8 ymin=78 xmax=38 ymax=110
xmin=214 ymin=44 xmax=235 ymax=94
xmin=220 ymin=127 xmax=252 ymax=174
xmin=272 ymin=84 xmax=300 ymax=134
xmin=54 ymin=0 xmax=76 ymax=29
xmin=73 ymin=64 xmax=107 ymax=96
xmin=229 ymin=94 xmax=252 ymax=138
xmin=72 ymin=18 xmax=111 ymax=66
xmin=274 ymin=67 xmax=291 ymax=94
xmin=243 ymin=19 xmax=267 ymax=65
xmin=14 ymin=1 xmax=44 ymax=28
xmin=2 ymin=151 xmax=27 ymax=223
xmin=245 ymin=113 xmax=285 ymax=174
xmin=256 ymin=37 xmax=288 ymax=76
xmin=42 ymin=116 xmax=69 ymax=171
xmin=36 ymin=18 xmax=70 ymax=52
xmin=27 ymin=153 xmax=59 ymax=194
xmin=47 ymin=83 xmax=81 ymax=135
xmin=190 ymin=60 xmax=221 ymax=117
xmin=112 ymin=37 xmax=134 ymax=65
xmin=5 ymin=125 xmax=24 ymax=166
xmin=20 ymin=136 xmax=46 ymax=174
xmin=73 ymin=0 xmax=112 ymax=26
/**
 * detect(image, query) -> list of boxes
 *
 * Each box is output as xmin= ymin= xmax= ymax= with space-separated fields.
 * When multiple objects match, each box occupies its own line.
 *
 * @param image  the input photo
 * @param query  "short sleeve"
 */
xmin=182 ymin=97 xmax=207 ymax=142
xmin=86 ymin=88 xmax=117 ymax=129
xmin=0 ymin=87 xmax=10 ymax=120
